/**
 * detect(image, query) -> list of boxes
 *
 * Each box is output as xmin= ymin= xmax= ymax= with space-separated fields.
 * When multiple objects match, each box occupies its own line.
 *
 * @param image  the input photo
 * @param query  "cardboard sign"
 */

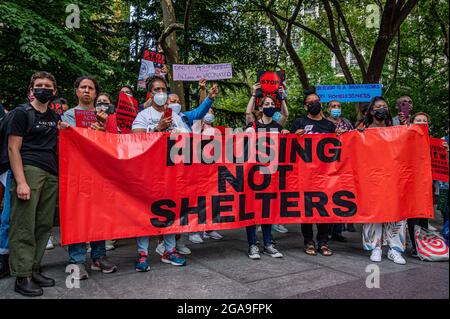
xmin=138 ymin=50 xmax=167 ymax=89
xmin=256 ymin=70 xmax=286 ymax=108
xmin=316 ymin=84 xmax=382 ymax=102
xmin=74 ymin=109 xmax=97 ymax=128
xmin=116 ymin=92 xmax=138 ymax=134
xmin=430 ymin=137 xmax=449 ymax=182
xmin=173 ymin=63 xmax=233 ymax=81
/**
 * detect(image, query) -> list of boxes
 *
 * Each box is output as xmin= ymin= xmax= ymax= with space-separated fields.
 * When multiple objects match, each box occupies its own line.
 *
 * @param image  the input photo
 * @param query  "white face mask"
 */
xmin=168 ymin=103 xmax=182 ymax=114
xmin=153 ymin=92 xmax=167 ymax=106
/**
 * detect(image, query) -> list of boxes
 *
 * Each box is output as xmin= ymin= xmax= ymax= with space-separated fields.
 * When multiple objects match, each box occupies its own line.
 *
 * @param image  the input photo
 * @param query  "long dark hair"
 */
xmin=363 ymin=96 xmax=393 ymax=128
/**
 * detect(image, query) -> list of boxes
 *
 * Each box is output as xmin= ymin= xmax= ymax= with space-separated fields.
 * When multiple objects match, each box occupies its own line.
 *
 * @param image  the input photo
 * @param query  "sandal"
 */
xmin=319 ymin=244 xmax=333 ymax=256
xmin=304 ymin=243 xmax=317 ymax=256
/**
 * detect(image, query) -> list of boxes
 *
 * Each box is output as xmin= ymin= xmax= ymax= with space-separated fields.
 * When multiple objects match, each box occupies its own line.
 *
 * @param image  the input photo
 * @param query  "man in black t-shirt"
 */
xmin=6 ymin=72 xmax=60 ymax=297
xmin=291 ymin=89 xmax=336 ymax=257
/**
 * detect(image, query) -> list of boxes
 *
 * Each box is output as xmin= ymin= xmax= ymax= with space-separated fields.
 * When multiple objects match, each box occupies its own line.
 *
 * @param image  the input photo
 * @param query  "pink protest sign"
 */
xmin=173 ymin=63 xmax=233 ymax=81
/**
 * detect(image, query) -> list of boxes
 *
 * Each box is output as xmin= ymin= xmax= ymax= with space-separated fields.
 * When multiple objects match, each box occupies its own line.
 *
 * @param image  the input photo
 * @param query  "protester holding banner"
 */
xmin=5 ymin=72 xmax=61 ymax=296
xmin=402 ymin=112 xmax=433 ymax=256
xmin=326 ymin=100 xmax=353 ymax=242
xmin=132 ymin=75 xmax=187 ymax=270
xmin=246 ymin=83 xmax=288 ymax=126
xmin=290 ymin=87 xmax=335 ymax=257
xmin=361 ymin=96 xmax=407 ymax=264
xmin=242 ymin=95 xmax=289 ymax=259
xmin=62 ymin=76 xmax=118 ymax=278
xmin=167 ymin=83 xmax=219 ymax=131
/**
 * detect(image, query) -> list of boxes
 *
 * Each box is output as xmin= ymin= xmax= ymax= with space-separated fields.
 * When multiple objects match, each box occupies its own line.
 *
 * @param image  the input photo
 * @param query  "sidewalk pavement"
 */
xmin=0 ymin=223 xmax=448 ymax=299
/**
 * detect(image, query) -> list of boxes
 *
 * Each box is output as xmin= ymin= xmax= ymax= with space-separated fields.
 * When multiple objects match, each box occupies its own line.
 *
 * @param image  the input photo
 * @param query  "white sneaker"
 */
xmin=46 ymin=237 xmax=54 ymax=250
xmin=263 ymin=245 xmax=283 ymax=258
xmin=388 ymin=249 xmax=406 ymax=265
xmin=176 ymin=239 xmax=191 ymax=255
xmin=272 ymin=224 xmax=289 ymax=233
xmin=189 ymin=233 xmax=204 ymax=244
xmin=105 ymin=240 xmax=115 ymax=251
xmin=248 ymin=245 xmax=260 ymax=260
xmin=203 ymin=231 xmax=223 ymax=240
xmin=155 ymin=241 xmax=165 ymax=256
xmin=370 ymin=248 xmax=382 ymax=262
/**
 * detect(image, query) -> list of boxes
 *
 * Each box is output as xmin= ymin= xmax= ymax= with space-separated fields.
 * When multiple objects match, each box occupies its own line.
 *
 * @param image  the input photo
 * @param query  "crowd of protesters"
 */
xmin=0 ymin=69 xmax=448 ymax=297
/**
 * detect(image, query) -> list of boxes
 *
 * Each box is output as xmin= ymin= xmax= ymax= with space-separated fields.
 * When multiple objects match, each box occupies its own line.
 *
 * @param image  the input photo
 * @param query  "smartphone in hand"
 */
xmin=399 ymin=102 xmax=411 ymax=118
xmin=164 ymin=108 xmax=172 ymax=118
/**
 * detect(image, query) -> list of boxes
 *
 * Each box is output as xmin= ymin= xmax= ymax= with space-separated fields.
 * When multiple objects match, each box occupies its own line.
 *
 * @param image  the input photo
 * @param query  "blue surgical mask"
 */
xmin=272 ymin=111 xmax=282 ymax=122
xmin=203 ymin=113 xmax=215 ymax=124
xmin=330 ymin=109 xmax=341 ymax=118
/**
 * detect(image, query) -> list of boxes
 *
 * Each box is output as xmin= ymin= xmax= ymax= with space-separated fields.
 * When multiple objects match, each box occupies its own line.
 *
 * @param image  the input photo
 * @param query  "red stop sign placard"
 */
xmin=260 ymin=71 xmax=281 ymax=93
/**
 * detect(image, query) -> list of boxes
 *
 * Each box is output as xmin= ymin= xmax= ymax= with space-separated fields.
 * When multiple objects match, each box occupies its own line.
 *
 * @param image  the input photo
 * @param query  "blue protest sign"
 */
xmin=316 ymin=84 xmax=383 ymax=102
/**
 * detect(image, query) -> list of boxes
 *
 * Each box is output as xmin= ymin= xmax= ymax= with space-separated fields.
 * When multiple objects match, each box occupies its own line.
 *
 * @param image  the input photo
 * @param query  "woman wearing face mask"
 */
xmin=403 ymin=112 xmax=433 ymax=257
xmin=291 ymin=87 xmax=335 ymax=257
xmin=246 ymin=83 xmax=289 ymax=126
xmin=361 ymin=96 xmax=407 ymax=264
xmin=244 ymin=96 xmax=288 ymax=260
xmin=188 ymin=108 xmax=225 ymax=244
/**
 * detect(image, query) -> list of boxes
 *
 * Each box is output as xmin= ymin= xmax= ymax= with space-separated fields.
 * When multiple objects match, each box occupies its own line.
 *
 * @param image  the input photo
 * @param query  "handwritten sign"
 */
xmin=74 ymin=109 xmax=97 ymax=128
xmin=173 ymin=63 xmax=233 ymax=81
xmin=116 ymin=92 xmax=138 ymax=134
xmin=430 ymin=137 xmax=449 ymax=182
xmin=316 ymin=84 xmax=382 ymax=102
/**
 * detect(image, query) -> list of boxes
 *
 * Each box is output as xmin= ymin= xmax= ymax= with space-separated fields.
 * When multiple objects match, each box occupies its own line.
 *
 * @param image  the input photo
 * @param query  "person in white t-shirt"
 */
xmin=132 ymin=75 xmax=188 ymax=271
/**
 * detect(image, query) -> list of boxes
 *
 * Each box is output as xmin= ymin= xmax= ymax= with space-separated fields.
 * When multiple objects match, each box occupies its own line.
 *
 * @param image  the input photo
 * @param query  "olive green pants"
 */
xmin=9 ymin=165 xmax=58 ymax=277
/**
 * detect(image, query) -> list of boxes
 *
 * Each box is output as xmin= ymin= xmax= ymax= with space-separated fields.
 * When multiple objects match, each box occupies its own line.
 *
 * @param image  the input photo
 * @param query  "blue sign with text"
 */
xmin=316 ymin=84 xmax=383 ymax=103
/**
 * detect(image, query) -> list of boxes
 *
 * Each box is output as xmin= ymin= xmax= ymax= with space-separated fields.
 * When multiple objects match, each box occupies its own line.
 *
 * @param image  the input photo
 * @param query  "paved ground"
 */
xmin=0 ymin=222 xmax=448 ymax=299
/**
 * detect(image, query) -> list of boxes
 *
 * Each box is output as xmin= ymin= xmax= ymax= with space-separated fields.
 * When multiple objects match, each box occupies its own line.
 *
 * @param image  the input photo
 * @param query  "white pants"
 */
xmin=362 ymin=221 xmax=407 ymax=253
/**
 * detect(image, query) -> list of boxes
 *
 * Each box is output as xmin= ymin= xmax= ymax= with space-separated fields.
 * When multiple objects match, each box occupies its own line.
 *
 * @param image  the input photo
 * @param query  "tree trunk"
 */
xmin=161 ymin=0 xmax=185 ymax=108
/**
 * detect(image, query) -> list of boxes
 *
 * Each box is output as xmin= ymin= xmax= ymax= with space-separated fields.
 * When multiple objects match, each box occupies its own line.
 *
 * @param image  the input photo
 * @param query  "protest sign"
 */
xmin=116 ymin=92 xmax=138 ymax=134
xmin=59 ymin=125 xmax=433 ymax=245
xmin=74 ymin=109 xmax=97 ymax=128
xmin=316 ymin=84 xmax=382 ymax=102
xmin=173 ymin=63 xmax=233 ymax=81
xmin=430 ymin=137 xmax=449 ymax=182
xmin=256 ymin=70 xmax=286 ymax=108
xmin=138 ymin=50 xmax=167 ymax=89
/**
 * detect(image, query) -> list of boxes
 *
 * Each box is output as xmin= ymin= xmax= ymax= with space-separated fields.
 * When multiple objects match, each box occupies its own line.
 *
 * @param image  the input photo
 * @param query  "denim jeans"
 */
xmin=0 ymin=170 xmax=11 ymax=255
xmin=68 ymin=241 xmax=106 ymax=264
xmin=246 ymin=225 xmax=272 ymax=247
xmin=136 ymin=234 xmax=176 ymax=254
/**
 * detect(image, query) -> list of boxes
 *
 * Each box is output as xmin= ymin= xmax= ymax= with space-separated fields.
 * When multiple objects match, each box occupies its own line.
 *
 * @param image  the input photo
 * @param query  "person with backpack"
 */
xmin=2 ymin=71 xmax=61 ymax=297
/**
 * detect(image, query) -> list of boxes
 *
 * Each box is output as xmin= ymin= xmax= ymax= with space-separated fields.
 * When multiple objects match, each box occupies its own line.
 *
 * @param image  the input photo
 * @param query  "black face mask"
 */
xmin=307 ymin=101 xmax=322 ymax=116
xmin=33 ymin=88 xmax=54 ymax=103
xmin=262 ymin=107 xmax=276 ymax=117
xmin=373 ymin=108 xmax=388 ymax=121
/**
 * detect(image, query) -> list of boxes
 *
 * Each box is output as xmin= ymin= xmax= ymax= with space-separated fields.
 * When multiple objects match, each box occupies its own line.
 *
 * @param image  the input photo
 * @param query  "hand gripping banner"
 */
xmin=59 ymin=125 xmax=433 ymax=245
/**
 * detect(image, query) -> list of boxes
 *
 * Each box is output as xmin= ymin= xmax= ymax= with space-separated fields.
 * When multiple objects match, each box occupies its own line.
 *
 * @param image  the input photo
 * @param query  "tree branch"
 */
xmin=287 ymin=0 xmax=303 ymax=40
xmin=331 ymin=0 xmax=367 ymax=78
xmin=322 ymin=0 xmax=354 ymax=84
xmin=158 ymin=23 xmax=184 ymax=47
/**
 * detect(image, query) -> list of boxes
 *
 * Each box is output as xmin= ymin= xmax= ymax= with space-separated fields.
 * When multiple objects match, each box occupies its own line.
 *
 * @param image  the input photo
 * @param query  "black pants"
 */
xmin=301 ymin=224 xmax=329 ymax=246
xmin=407 ymin=218 xmax=428 ymax=251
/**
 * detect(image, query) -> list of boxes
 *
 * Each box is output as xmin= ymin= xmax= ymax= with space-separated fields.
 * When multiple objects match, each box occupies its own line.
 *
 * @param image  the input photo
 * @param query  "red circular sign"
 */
xmin=260 ymin=72 xmax=281 ymax=93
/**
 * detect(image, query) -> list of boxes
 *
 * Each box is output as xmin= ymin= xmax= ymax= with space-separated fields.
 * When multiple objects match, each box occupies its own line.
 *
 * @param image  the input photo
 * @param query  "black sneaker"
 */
xmin=91 ymin=256 xmax=117 ymax=274
xmin=0 ymin=254 xmax=10 ymax=279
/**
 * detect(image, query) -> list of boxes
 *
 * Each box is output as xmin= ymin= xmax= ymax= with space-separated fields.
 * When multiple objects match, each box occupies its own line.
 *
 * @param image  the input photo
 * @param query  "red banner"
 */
xmin=116 ymin=92 xmax=138 ymax=134
xmin=59 ymin=125 xmax=433 ymax=245
xmin=430 ymin=137 xmax=449 ymax=182
xmin=74 ymin=109 xmax=96 ymax=128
